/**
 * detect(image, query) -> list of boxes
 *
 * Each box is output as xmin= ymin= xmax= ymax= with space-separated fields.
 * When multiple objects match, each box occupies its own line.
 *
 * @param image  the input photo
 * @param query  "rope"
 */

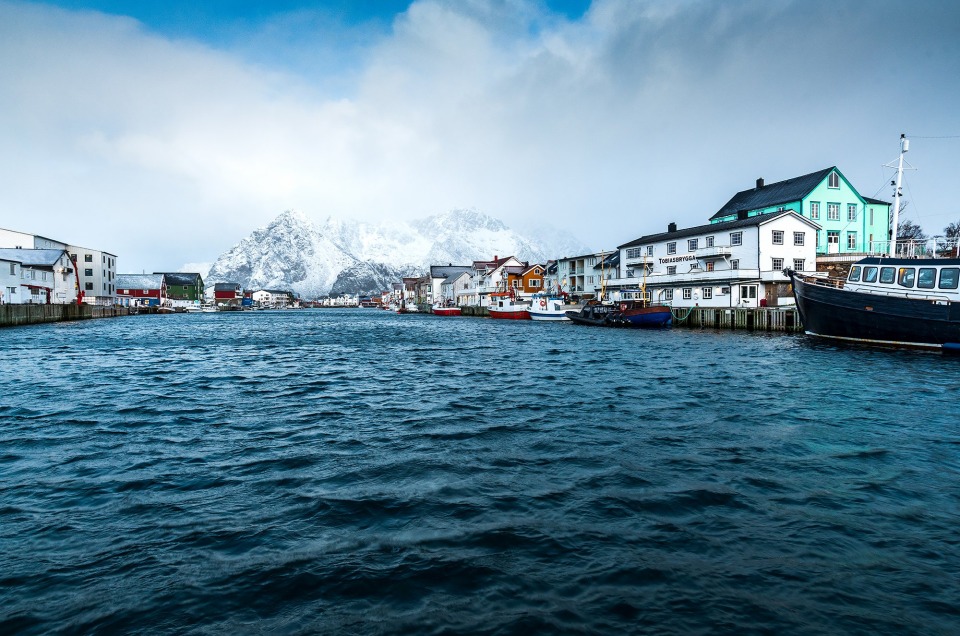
xmin=671 ymin=306 xmax=695 ymax=323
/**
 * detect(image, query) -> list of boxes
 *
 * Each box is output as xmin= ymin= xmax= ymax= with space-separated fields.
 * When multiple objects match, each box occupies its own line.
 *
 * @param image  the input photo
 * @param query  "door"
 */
xmin=739 ymin=284 xmax=758 ymax=307
xmin=827 ymin=231 xmax=840 ymax=254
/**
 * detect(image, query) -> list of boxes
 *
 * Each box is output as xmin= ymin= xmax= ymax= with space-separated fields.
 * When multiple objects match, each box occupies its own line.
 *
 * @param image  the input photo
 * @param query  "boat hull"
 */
xmin=432 ymin=307 xmax=462 ymax=316
xmin=617 ymin=306 xmax=673 ymax=328
xmin=489 ymin=309 xmax=531 ymax=320
xmin=528 ymin=311 xmax=570 ymax=321
xmin=790 ymin=272 xmax=960 ymax=349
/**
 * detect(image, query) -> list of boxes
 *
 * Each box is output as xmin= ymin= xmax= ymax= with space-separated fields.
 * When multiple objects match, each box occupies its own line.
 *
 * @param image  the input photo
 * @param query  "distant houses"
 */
xmin=116 ymin=274 xmax=167 ymax=307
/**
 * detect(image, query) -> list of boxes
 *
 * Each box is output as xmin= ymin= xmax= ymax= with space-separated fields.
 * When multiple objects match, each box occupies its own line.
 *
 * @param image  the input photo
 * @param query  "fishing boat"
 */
xmin=526 ymin=293 xmax=575 ymax=321
xmin=432 ymin=301 xmax=462 ymax=316
xmin=611 ymin=290 xmax=673 ymax=328
xmin=787 ymin=134 xmax=960 ymax=351
xmin=488 ymin=290 xmax=531 ymax=320
xmin=565 ymin=301 xmax=619 ymax=326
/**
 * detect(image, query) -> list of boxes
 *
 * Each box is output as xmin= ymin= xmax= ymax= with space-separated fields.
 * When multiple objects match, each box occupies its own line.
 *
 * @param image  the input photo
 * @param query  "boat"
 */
xmin=488 ymin=290 xmax=531 ymax=320
xmin=787 ymin=134 xmax=960 ymax=351
xmin=565 ymin=301 xmax=619 ymax=326
xmin=526 ymin=293 xmax=575 ymax=321
xmin=788 ymin=259 xmax=960 ymax=351
xmin=432 ymin=301 xmax=462 ymax=316
xmin=611 ymin=290 xmax=673 ymax=328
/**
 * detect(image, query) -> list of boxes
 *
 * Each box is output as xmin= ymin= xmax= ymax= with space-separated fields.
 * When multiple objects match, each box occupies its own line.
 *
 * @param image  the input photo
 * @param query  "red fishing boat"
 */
xmin=488 ymin=290 xmax=531 ymax=320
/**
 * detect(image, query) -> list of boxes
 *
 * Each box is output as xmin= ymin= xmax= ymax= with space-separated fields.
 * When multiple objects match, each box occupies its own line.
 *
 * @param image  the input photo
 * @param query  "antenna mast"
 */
xmin=888 ymin=133 xmax=909 ymax=257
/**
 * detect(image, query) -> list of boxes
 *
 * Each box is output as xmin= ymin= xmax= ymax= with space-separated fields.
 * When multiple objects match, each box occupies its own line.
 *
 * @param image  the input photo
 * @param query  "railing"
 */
xmin=850 ymin=237 xmax=960 ymax=258
xmin=695 ymin=246 xmax=732 ymax=259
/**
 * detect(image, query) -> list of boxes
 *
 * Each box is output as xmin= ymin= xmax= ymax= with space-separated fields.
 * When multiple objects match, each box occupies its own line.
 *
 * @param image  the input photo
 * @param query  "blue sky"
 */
xmin=1 ymin=0 xmax=958 ymax=272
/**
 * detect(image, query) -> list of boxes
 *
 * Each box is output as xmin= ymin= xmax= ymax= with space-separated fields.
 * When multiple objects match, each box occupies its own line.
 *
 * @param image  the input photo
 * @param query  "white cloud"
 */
xmin=0 ymin=0 xmax=958 ymax=272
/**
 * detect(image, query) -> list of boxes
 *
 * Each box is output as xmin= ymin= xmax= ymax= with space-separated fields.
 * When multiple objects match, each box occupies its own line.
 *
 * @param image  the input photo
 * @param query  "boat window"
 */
xmin=917 ymin=268 xmax=937 ymax=289
xmin=863 ymin=266 xmax=878 ymax=283
xmin=939 ymin=268 xmax=959 ymax=290
xmin=879 ymin=267 xmax=896 ymax=284
xmin=848 ymin=266 xmax=861 ymax=282
xmin=897 ymin=268 xmax=915 ymax=288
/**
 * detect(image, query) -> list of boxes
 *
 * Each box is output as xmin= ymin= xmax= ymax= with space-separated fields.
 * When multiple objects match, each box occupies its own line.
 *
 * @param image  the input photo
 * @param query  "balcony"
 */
xmin=695 ymin=246 xmax=732 ymax=259
xmin=624 ymin=254 xmax=654 ymax=267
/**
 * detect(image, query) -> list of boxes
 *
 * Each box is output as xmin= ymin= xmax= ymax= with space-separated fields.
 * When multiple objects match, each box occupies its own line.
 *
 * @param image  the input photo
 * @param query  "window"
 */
xmin=688 ymin=239 xmax=698 ymax=251
xmin=730 ymin=232 xmax=742 ymax=246
xmin=863 ymin=267 xmax=878 ymax=283
xmin=663 ymin=289 xmax=674 ymax=301
xmin=828 ymin=204 xmax=840 ymax=220
xmin=898 ymin=267 xmax=915 ymax=288
xmin=772 ymin=230 xmax=784 ymax=245
xmin=918 ymin=268 xmax=936 ymax=289
xmin=870 ymin=209 xmax=874 ymax=224
xmin=706 ymin=262 xmax=714 ymax=272
xmin=849 ymin=266 xmax=861 ymax=282
xmin=847 ymin=204 xmax=858 ymax=221
xmin=847 ymin=232 xmax=858 ymax=250
xmin=682 ymin=288 xmax=692 ymax=300
xmin=880 ymin=267 xmax=896 ymax=284
xmin=667 ymin=266 xmax=677 ymax=275
xmin=85 ymin=282 xmax=93 ymax=290
xmin=730 ymin=259 xmax=739 ymax=270
xmin=740 ymin=285 xmax=758 ymax=299
xmin=794 ymin=232 xmax=805 ymax=246
xmin=793 ymin=259 xmax=805 ymax=271
xmin=511 ymin=279 xmax=519 ymax=288
xmin=706 ymin=236 xmax=714 ymax=247
xmin=70 ymin=253 xmax=77 ymax=262
xmin=41 ymin=271 xmax=47 ymax=281
xmin=83 ymin=268 xmax=92 ymax=276
xmin=829 ymin=172 xmax=840 ymax=188
xmin=530 ymin=280 xmax=540 ymax=288
xmin=810 ymin=202 xmax=820 ymax=219
xmin=646 ymin=245 xmax=653 ymax=256
xmin=626 ymin=247 xmax=642 ymax=259
xmin=939 ymin=268 xmax=959 ymax=289
xmin=702 ymin=287 xmax=713 ymax=300
xmin=667 ymin=242 xmax=677 ymax=255
xmin=84 ymin=254 xmax=93 ymax=262
xmin=8 ymin=263 xmax=13 ymax=275
xmin=772 ymin=258 xmax=784 ymax=271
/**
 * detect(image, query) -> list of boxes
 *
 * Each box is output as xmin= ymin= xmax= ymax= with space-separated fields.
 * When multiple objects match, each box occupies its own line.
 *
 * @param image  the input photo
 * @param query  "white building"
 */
xmin=0 ymin=248 xmax=78 ymax=304
xmin=610 ymin=211 xmax=819 ymax=308
xmin=68 ymin=245 xmax=118 ymax=305
xmin=252 ymin=289 xmax=295 ymax=308
xmin=555 ymin=251 xmax=618 ymax=300
xmin=429 ymin=265 xmax=473 ymax=305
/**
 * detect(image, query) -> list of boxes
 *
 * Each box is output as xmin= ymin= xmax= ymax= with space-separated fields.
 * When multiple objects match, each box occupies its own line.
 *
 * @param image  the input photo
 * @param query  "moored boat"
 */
xmin=788 ymin=259 xmax=960 ymax=351
xmin=526 ymin=293 xmax=575 ymax=321
xmin=565 ymin=301 xmax=619 ymax=326
xmin=610 ymin=289 xmax=672 ymax=328
xmin=432 ymin=302 xmax=462 ymax=316
xmin=488 ymin=291 xmax=531 ymax=320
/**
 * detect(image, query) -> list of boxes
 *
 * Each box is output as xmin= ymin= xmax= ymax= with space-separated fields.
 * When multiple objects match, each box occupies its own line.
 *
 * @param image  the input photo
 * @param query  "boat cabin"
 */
xmin=845 ymin=257 xmax=960 ymax=302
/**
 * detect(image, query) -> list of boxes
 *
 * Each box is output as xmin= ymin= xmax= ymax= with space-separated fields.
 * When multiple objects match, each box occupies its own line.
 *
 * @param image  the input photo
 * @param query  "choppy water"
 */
xmin=2 ymin=309 xmax=959 ymax=634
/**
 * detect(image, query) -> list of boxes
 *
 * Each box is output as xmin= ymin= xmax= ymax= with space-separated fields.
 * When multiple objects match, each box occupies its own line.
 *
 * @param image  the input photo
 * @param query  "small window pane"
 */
xmin=863 ymin=267 xmax=878 ymax=283
xmin=917 ymin=268 xmax=936 ymax=289
xmin=879 ymin=267 xmax=896 ymax=284
xmin=898 ymin=268 xmax=915 ymax=288
xmin=939 ymin=268 xmax=959 ymax=290
xmin=848 ymin=266 xmax=861 ymax=282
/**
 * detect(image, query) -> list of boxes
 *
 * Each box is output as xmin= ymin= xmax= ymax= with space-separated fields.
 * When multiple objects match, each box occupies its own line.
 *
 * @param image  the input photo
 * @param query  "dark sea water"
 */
xmin=2 ymin=309 xmax=959 ymax=635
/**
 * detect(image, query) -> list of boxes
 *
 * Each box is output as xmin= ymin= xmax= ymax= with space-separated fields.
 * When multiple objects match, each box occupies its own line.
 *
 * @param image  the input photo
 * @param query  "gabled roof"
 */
xmin=157 ymin=272 xmax=203 ymax=286
xmin=709 ymin=167 xmax=834 ymax=221
xmin=594 ymin=252 xmax=620 ymax=270
xmin=116 ymin=274 xmax=164 ymax=290
xmin=214 ymin=282 xmax=242 ymax=291
xmin=429 ymin=264 xmax=472 ymax=280
xmin=619 ymin=211 xmax=819 ymax=249
xmin=545 ymin=260 xmax=558 ymax=275
xmin=0 ymin=248 xmax=68 ymax=266
xmin=521 ymin=263 xmax=545 ymax=276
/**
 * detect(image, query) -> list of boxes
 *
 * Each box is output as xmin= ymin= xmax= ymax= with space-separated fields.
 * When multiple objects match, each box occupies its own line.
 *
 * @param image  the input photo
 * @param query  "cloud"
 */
xmin=0 ymin=0 xmax=958 ymax=272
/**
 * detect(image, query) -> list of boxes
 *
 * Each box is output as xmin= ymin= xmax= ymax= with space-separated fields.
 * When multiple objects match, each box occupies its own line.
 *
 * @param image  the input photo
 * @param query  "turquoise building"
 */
xmin=710 ymin=167 xmax=891 ymax=255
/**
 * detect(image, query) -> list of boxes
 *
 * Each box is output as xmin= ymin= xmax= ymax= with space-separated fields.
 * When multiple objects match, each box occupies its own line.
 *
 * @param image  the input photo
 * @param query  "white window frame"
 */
xmin=847 ymin=232 xmax=857 ymax=250
xmin=847 ymin=204 xmax=858 ymax=221
xmin=705 ymin=236 xmax=714 ymax=247
xmin=688 ymin=239 xmax=698 ymax=251
xmin=793 ymin=259 xmax=805 ymax=271
xmin=702 ymin=287 xmax=713 ymax=300
xmin=663 ymin=289 xmax=674 ymax=301
xmin=829 ymin=172 xmax=840 ymax=188
xmin=730 ymin=232 xmax=742 ymax=246
xmin=772 ymin=258 xmax=784 ymax=271
xmin=667 ymin=242 xmax=677 ymax=255
xmin=731 ymin=259 xmax=739 ymax=270
xmin=772 ymin=230 xmax=784 ymax=245
xmin=810 ymin=201 xmax=820 ymax=219
xmin=828 ymin=203 xmax=840 ymax=220
xmin=793 ymin=232 xmax=805 ymax=246
xmin=682 ymin=288 xmax=692 ymax=300
xmin=667 ymin=266 xmax=677 ymax=275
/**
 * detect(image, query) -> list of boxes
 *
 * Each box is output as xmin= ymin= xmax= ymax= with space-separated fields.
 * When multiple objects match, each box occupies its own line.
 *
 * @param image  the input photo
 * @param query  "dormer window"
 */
xmin=828 ymin=172 xmax=840 ymax=188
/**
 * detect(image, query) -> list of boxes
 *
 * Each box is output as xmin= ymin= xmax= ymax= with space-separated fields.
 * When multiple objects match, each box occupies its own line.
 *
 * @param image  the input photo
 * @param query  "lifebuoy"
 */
xmin=619 ymin=303 xmax=627 ymax=311
xmin=539 ymin=299 xmax=547 ymax=308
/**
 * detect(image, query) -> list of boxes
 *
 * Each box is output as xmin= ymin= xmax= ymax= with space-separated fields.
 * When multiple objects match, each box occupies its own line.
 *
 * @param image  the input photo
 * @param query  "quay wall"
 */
xmin=0 ymin=304 xmax=130 ymax=328
xmin=671 ymin=306 xmax=801 ymax=332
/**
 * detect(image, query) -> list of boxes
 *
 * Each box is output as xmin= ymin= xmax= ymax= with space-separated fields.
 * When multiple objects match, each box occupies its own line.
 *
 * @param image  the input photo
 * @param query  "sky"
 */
xmin=1 ymin=0 xmax=958 ymax=272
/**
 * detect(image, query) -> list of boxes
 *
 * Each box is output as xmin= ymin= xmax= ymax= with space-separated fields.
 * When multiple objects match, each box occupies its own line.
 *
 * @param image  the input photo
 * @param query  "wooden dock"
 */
xmin=671 ymin=306 xmax=801 ymax=332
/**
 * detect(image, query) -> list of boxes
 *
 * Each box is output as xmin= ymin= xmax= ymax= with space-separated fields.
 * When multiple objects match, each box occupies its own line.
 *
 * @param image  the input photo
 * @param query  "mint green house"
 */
xmin=709 ymin=167 xmax=891 ymax=255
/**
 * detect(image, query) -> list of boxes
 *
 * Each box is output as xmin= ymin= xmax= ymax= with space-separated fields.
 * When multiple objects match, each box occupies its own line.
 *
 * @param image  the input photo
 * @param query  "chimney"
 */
xmin=756 ymin=177 xmax=764 ymax=189
xmin=667 ymin=222 xmax=677 ymax=233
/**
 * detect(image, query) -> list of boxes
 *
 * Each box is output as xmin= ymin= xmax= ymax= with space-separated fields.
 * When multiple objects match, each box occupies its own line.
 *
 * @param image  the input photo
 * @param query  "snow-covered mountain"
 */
xmin=203 ymin=208 xmax=590 ymax=297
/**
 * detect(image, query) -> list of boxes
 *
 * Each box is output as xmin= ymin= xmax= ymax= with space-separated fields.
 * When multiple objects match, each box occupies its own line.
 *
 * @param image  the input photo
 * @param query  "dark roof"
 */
xmin=157 ymin=272 xmax=202 ymax=286
xmin=546 ymin=261 xmax=558 ymax=275
xmin=618 ymin=211 xmax=816 ymax=249
xmin=429 ymin=265 xmax=472 ymax=280
xmin=214 ymin=282 xmax=241 ymax=291
xmin=594 ymin=252 xmax=620 ymax=270
xmin=709 ymin=167 xmax=834 ymax=221
xmin=863 ymin=196 xmax=891 ymax=206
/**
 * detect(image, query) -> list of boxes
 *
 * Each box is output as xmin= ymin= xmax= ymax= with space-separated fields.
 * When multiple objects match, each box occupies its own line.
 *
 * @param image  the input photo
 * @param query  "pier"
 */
xmin=671 ymin=306 xmax=801 ymax=332
xmin=0 ymin=304 xmax=130 ymax=328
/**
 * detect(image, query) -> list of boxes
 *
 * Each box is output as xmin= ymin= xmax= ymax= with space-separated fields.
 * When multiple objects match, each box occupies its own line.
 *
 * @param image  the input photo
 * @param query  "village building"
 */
xmin=611 ymin=211 xmax=819 ymax=308
xmin=555 ymin=251 xmax=618 ymax=300
xmin=709 ymin=167 xmax=891 ymax=260
xmin=157 ymin=272 xmax=205 ymax=309
xmin=466 ymin=256 xmax=525 ymax=307
xmin=0 ymin=248 xmax=77 ymax=304
xmin=252 ymin=289 xmax=295 ymax=308
xmin=213 ymin=282 xmax=243 ymax=308
xmin=429 ymin=264 xmax=473 ymax=306
xmin=115 ymin=274 xmax=167 ymax=307
xmin=69 ymin=246 xmax=118 ymax=305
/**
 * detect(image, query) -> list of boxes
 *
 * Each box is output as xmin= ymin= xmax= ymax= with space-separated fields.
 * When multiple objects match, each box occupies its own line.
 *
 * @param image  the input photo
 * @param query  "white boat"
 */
xmin=526 ymin=294 xmax=575 ymax=321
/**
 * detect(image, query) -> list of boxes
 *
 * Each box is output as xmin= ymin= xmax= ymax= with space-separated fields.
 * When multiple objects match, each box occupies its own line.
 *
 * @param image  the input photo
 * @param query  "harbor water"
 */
xmin=2 ymin=310 xmax=959 ymax=634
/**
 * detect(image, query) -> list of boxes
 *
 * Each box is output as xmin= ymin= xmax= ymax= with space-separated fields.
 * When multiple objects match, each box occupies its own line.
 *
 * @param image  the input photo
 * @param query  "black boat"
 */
xmin=565 ymin=302 xmax=620 ymax=326
xmin=787 ymin=258 xmax=960 ymax=351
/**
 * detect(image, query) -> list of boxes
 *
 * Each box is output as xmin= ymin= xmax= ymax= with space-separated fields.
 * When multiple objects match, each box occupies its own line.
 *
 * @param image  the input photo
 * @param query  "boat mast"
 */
xmin=889 ymin=133 xmax=908 ymax=257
